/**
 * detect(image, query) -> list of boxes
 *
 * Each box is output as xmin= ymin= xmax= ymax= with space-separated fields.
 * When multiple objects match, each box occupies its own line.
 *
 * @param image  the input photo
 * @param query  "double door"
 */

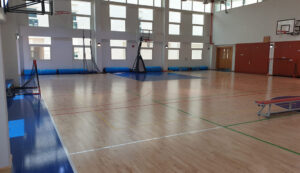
xmin=216 ymin=47 xmax=233 ymax=71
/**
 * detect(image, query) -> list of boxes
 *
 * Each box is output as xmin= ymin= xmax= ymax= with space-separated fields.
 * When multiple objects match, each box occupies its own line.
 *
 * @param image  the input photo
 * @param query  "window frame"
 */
xmin=28 ymin=36 xmax=52 ymax=61
xmin=109 ymin=4 xmax=126 ymax=32
xmin=72 ymin=38 xmax=92 ymax=60
xmin=110 ymin=40 xmax=127 ymax=60
xmin=191 ymin=42 xmax=203 ymax=60
xmin=192 ymin=13 xmax=204 ymax=37
xmin=168 ymin=42 xmax=180 ymax=60
xmin=168 ymin=11 xmax=181 ymax=35
xmin=71 ymin=0 xmax=92 ymax=30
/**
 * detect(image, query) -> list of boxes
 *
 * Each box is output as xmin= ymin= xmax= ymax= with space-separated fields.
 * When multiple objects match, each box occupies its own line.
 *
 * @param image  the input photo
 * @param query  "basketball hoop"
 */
xmin=55 ymin=11 xmax=71 ymax=15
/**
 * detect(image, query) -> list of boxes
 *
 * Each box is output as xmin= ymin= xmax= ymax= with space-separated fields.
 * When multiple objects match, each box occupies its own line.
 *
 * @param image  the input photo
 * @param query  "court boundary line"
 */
xmin=70 ymin=126 xmax=222 ymax=156
xmin=42 ymin=98 xmax=78 ymax=173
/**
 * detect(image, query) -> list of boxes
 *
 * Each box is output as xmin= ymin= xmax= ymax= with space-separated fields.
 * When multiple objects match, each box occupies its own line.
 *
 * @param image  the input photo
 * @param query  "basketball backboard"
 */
xmin=276 ymin=19 xmax=295 ymax=35
xmin=1 ymin=0 xmax=53 ymax=15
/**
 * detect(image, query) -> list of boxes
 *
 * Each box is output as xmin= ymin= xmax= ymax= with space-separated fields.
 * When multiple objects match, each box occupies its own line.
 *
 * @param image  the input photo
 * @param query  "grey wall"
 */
xmin=7 ymin=0 xmax=211 ymax=73
xmin=213 ymin=0 xmax=300 ymax=45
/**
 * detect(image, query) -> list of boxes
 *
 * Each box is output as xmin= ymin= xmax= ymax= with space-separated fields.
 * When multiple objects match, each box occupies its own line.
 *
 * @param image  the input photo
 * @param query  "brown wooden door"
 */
xmin=216 ymin=47 xmax=233 ymax=71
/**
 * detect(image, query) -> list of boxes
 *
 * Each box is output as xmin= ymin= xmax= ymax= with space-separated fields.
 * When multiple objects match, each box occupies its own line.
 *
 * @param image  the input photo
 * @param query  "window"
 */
xmin=28 ymin=2 xmax=49 ymax=27
xmin=127 ymin=0 xmax=137 ymax=4
xmin=192 ymin=14 xmax=204 ymax=36
xmin=139 ymin=0 xmax=153 ymax=6
xmin=232 ymin=0 xmax=243 ymax=8
xmin=110 ymin=5 xmax=126 ymax=32
xmin=191 ymin=43 xmax=203 ymax=60
xmin=154 ymin=0 xmax=161 ymax=7
xmin=169 ymin=0 xmax=181 ymax=10
xmin=28 ymin=36 xmax=51 ymax=60
xmin=245 ymin=0 xmax=258 ymax=5
xmin=193 ymin=1 xmax=204 ymax=12
xmin=110 ymin=40 xmax=127 ymax=60
xmin=182 ymin=0 xmax=192 ymax=11
xmin=169 ymin=11 xmax=181 ymax=35
xmin=168 ymin=42 xmax=180 ymax=60
xmin=72 ymin=38 xmax=91 ymax=60
xmin=141 ymin=42 xmax=153 ymax=60
xmin=72 ymin=0 xmax=91 ymax=29
xmin=139 ymin=8 xmax=153 ymax=32
xmin=205 ymin=3 xmax=212 ymax=13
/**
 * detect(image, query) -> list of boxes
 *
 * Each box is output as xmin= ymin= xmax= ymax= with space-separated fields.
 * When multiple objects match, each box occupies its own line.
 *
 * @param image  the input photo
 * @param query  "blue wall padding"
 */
xmin=39 ymin=69 xmax=57 ymax=75
xmin=168 ymin=67 xmax=180 ymax=71
xmin=104 ymin=67 xmax=131 ymax=73
xmin=180 ymin=67 xmax=189 ymax=71
xmin=24 ymin=70 xmax=32 ymax=75
xmin=58 ymin=69 xmax=88 ymax=74
xmin=6 ymin=79 xmax=14 ymax=89
xmin=146 ymin=66 xmax=163 ymax=72
xmin=169 ymin=66 xmax=208 ymax=71
xmin=9 ymin=119 xmax=24 ymax=138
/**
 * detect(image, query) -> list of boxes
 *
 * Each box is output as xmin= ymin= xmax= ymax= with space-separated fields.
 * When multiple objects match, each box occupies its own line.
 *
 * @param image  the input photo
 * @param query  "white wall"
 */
xmin=0 ymin=23 xmax=11 ymax=169
xmin=9 ymin=0 xmax=211 ymax=72
xmin=213 ymin=0 xmax=300 ymax=45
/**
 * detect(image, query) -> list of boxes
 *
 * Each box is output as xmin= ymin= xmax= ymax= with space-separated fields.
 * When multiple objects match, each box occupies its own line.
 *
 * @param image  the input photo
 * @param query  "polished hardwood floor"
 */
xmin=40 ymin=71 xmax=300 ymax=172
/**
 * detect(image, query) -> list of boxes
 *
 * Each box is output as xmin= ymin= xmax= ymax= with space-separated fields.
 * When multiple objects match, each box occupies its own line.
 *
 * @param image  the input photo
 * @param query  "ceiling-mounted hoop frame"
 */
xmin=2 ymin=0 xmax=54 ymax=15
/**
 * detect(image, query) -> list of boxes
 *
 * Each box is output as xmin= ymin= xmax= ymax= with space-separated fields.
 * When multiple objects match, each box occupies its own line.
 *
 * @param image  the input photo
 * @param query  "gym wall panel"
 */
xmin=273 ymin=41 xmax=300 ymax=77
xmin=235 ymin=43 xmax=269 ymax=74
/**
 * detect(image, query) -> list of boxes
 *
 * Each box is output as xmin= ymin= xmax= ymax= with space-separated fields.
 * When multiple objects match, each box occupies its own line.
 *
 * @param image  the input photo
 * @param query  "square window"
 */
xmin=109 ymin=5 xmax=126 ymax=18
xmin=73 ymin=16 xmax=90 ymax=29
xmin=182 ymin=0 xmax=192 ymax=11
xmin=29 ymin=14 xmax=49 ymax=27
xmin=192 ymin=50 xmax=202 ymax=60
xmin=193 ymin=1 xmax=204 ymax=12
xmin=30 ymin=46 xmax=51 ymax=60
xmin=111 ymin=19 xmax=126 ymax=32
xmin=111 ymin=48 xmax=126 ymax=60
xmin=169 ymin=24 xmax=180 ymax=35
xmin=191 ymin=43 xmax=203 ymax=49
xmin=29 ymin=36 xmax=51 ymax=45
xmin=193 ymin=25 xmax=203 ymax=36
xmin=168 ymin=42 xmax=180 ymax=48
xmin=232 ymin=0 xmax=243 ymax=8
xmin=110 ymin=40 xmax=127 ymax=47
xmin=141 ymin=41 xmax=154 ymax=48
xmin=245 ymin=0 xmax=257 ymax=5
xmin=71 ymin=0 xmax=91 ymax=15
xmin=205 ymin=3 xmax=212 ymax=13
xmin=169 ymin=11 xmax=181 ymax=23
xmin=73 ymin=47 xmax=91 ymax=60
xmin=154 ymin=0 xmax=161 ymax=7
xmin=192 ymin=14 xmax=204 ymax=25
xmin=139 ymin=8 xmax=153 ymax=21
xmin=72 ymin=38 xmax=91 ymax=46
xmin=127 ymin=0 xmax=137 ymax=4
xmin=168 ymin=49 xmax=179 ymax=60
xmin=140 ymin=21 xmax=153 ymax=31
xmin=139 ymin=0 xmax=153 ymax=6
xmin=141 ymin=49 xmax=152 ymax=60
xmin=169 ymin=0 xmax=181 ymax=9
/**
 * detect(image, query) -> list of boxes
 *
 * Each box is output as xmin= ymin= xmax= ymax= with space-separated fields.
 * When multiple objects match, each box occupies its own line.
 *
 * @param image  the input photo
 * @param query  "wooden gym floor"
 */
xmin=40 ymin=71 xmax=300 ymax=172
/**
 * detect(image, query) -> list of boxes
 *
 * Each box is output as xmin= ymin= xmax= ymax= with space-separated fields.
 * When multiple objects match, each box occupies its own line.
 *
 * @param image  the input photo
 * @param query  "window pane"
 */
xmin=71 ymin=0 xmax=91 ymax=15
xmin=30 ymin=46 xmax=51 ymax=60
xmin=139 ymin=0 xmax=153 ymax=6
xmin=139 ymin=8 xmax=153 ymax=21
xmin=193 ymin=1 xmax=204 ymax=12
xmin=168 ymin=50 xmax=179 ymax=60
xmin=191 ymin=43 xmax=203 ymax=49
xmin=141 ymin=42 xmax=153 ymax=48
xmin=192 ymin=14 xmax=204 ymax=25
xmin=193 ymin=25 xmax=203 ymax=36
xmin=169 ymin=11 xmax=181 ymax=23
xmin=192 ymin=50 xmax=202 ymax=60
xmin=109 ymin=5 xmax=126 ymax=18
xmin=245 ymin=0 xmax=257 ymax=5
xmin=29 ymin=36 xmax=51 ymax=45
xmin=140 ymin=22 xmax=153 ymax=31
xmin=111 ymin=48 xmax=126 ymax=60
xmin=110 ymin=0 xmax=126 ymax=3
xmin=29 ymin=14 xmax=49 ymax=27
xmin=232 ymin=0 xmax=243 ymax=8
xmin=205 ymin=3 xmax=212 ymax=13
xmin=154 ymin=0 xmax=161 ymax=7
xmin=72 ymin=38 xmax=91 ymax=46
xmin=141 ymin=49 xmax=152 ymax=60
xmin=168 ymin=42 xmax=180 ymax=48
xmin=73 ymin=16 xmax=90 ymax=29
xmin=182 ymin=0 xmax=192 ymax=11
xmin=110 ymin=40 xmax=127 ymax=47
xmin=127 ymin=0 xmax=137 ymax=4
xmin=169 ymin=24 xmax=180 ymax=35
xmin=111 ymin=19 xmax=126 ymax=32
xmin=73 ymin=47 xmax=91 ymax=60
xmin=215 ymin=2 xmax=220 ymax=11
xmin=169 ymin=0 xmax=181 ymax=9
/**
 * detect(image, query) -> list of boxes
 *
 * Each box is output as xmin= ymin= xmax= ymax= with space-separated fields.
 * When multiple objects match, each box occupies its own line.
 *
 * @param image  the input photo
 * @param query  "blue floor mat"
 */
xmin=7 ymin=95 xmax=74 ymax=173
xmin=114 ymin=72 xmax=203 ymax=81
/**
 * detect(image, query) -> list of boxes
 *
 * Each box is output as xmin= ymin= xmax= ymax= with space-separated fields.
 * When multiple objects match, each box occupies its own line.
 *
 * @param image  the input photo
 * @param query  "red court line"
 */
xmin=53 ymin=103 xmax=158 ymax=116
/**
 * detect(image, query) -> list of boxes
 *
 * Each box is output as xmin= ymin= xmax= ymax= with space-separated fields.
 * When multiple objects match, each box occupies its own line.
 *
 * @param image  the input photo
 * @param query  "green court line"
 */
xmin=153 ymin=99 xmax=300 ymax=156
